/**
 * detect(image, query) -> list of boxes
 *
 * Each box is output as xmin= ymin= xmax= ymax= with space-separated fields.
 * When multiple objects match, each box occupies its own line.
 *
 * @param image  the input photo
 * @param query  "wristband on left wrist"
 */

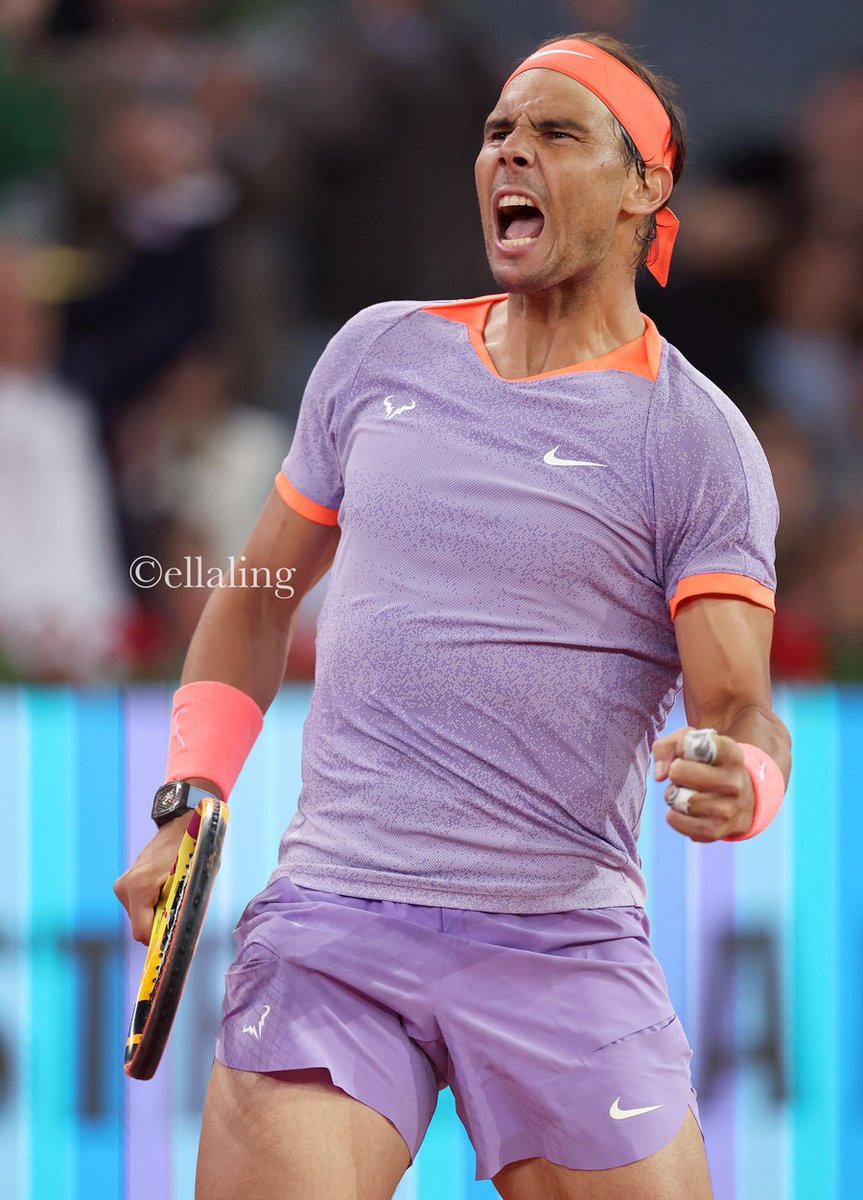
xmin=164 ymin=680 xmax=264 ymax=802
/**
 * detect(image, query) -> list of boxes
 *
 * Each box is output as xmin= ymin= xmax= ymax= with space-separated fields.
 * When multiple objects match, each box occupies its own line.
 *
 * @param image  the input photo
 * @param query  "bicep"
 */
xmin=241 ymin=487 xmax=340 ymax=604
xmin=673 ymin=596 xmax=774 ymax=729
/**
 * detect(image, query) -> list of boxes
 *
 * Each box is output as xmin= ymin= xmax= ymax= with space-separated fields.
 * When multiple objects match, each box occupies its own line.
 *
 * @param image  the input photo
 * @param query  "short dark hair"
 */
xmin=535 ymin=32 xmax=687 ymax=273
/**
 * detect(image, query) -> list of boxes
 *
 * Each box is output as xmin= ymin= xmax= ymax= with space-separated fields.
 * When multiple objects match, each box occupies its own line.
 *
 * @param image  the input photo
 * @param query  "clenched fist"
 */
xmin=652 ymin=726 xmax=755 ymax=843
xmin=113 ymin=811 xmax=196 ymax=944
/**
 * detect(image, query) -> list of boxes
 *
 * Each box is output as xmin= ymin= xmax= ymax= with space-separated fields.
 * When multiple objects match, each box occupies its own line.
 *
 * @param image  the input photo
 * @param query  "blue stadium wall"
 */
xmin=0 ymin=684 xmax=860 ymax=1200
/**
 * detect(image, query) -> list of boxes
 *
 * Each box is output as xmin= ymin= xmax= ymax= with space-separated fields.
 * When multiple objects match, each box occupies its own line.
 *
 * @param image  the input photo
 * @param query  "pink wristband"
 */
xmin=723 ymin=743 xmax=785 ymax=841
xmin=164 ymin=681 xmax=263 ymax=801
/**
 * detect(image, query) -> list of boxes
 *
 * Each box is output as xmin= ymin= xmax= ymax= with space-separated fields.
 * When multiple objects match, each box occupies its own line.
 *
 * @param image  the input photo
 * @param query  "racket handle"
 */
xmin=666 ymin=728 xmax=718 ymax=814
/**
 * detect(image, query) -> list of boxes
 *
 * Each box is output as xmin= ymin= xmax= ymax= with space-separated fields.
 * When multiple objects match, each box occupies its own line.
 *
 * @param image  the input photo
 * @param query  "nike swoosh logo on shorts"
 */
xmin=543 ymin=446 xmax=607 ymax=467
xmin=609 ymin=1096 xmax=664 ymax=1120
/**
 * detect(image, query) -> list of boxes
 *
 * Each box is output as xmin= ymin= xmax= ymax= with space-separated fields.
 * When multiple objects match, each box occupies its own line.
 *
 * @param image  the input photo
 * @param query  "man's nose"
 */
xmin=498 ymin=129 xmax=534 ymax=168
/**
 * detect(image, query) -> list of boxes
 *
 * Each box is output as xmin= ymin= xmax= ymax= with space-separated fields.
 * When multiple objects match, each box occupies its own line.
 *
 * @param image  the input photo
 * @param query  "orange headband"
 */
xmin=505 ymin=39 xmax=679 ymax=286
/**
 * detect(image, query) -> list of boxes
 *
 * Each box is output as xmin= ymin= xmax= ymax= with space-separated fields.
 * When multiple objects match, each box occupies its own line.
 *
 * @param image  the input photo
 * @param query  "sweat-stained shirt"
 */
xmin=267 ymin=295 xmax=778 ymax=912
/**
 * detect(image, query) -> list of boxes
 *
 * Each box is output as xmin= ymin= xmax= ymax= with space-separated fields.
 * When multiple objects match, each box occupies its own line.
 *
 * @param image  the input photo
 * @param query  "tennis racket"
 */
xmin=665 ymin=727 xmax=718 ymax=814
xmin=124 ymin=794 xmax=228 ymax=1080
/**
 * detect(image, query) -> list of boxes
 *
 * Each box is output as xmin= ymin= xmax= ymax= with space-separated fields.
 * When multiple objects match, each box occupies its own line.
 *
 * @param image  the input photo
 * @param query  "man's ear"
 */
xmin=623 ymin=163 xmax=674 ymax=218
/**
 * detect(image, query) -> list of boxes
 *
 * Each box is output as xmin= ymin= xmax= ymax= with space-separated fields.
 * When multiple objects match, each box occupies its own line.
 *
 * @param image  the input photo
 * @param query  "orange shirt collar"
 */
xmin=423 ymin=295 xmax=662 ymax=383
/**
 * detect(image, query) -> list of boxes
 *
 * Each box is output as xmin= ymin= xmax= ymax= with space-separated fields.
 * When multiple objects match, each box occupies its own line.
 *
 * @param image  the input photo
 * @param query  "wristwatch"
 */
xmin=151 ymin=780 xmax=215 ymax=828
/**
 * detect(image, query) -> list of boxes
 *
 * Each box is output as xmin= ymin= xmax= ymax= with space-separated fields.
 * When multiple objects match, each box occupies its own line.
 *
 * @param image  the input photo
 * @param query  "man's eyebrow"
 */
xmin=482 ymin=114 xmax=592 ymax=135
xmin=533 ymin=117 xmax=592 ymax=135
xmin=483 ymin=115 xmax=512 ymax=134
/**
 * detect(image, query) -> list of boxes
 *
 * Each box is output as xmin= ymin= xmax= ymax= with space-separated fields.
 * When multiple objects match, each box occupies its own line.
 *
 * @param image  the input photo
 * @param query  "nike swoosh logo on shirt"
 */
xmin=609 ymin=1096 xmax=664 ymax=1120
xmin=543 ymin=447 xmax=607 ymax=467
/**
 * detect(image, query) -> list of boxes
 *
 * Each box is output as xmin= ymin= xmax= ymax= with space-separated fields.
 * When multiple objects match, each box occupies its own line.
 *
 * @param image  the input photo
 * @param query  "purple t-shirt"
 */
xmin=268 ymin=297 xmax=778 ymax=912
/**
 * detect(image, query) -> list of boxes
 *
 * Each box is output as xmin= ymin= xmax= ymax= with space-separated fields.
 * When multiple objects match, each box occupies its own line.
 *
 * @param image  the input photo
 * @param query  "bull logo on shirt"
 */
xmin=383 ymin=396 xmax=416 ymax=420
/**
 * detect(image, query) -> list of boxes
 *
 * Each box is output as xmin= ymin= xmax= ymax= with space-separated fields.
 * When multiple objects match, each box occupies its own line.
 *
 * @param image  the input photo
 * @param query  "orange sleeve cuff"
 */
xmin=274 ymin=472 xmax=339 ymax=526
xmin=669 ymin=572 xmax=776 ymax=620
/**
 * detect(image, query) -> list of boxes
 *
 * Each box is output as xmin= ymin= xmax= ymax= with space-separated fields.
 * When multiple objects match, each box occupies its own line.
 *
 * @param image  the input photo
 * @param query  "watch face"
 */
xmin=153 ymin=782 xmax=186 ymax=822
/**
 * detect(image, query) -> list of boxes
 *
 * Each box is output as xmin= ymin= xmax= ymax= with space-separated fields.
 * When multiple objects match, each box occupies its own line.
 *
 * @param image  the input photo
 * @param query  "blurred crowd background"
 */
xmin=1 ymin=0 xmax=862 ymax=683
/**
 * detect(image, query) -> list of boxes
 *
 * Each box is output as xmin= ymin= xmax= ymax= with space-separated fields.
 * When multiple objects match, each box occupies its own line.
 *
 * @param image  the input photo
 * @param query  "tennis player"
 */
xmin=115 ymin=32 xmax=791 ymax=1200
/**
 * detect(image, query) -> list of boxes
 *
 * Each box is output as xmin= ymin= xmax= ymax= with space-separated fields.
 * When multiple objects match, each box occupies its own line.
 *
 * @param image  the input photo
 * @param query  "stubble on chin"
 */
xmin=487 ymin=246 xmax=572 ymax=296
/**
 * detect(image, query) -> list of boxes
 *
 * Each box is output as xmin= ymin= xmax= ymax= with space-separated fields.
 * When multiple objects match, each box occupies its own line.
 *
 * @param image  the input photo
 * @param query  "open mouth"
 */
xmin=496 ymin=194 xmax=545 ymax=247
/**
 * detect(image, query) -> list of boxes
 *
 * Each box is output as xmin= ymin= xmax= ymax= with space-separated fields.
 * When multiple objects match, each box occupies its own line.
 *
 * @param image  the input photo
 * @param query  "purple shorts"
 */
xmin=215 ymin=877 xmax=702 ymax=1179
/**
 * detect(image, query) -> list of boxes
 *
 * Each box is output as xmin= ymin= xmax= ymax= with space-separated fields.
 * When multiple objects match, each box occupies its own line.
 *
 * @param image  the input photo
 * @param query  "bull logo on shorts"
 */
xmin=241 ymin=1005 xmax=271 ymax=1041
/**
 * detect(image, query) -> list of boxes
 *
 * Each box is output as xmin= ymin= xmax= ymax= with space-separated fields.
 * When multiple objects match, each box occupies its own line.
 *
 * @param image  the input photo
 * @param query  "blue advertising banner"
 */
xmin=0 ymin=684 xmax=859 ymax=1200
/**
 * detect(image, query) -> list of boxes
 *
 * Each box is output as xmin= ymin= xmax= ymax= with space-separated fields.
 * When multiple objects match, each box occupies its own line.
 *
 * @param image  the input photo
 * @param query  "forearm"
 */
xmin=163 ymin=490 xmax=339 ymax=799
xmin=180 ymin=583 xmax=298 ymax=717
xmin=674 ymin=600 xmax=791 ymax=787
xmin=166 ymin=588 xmax=298 ymax=800
xmin=685 ymin=695 xmax=791 ymax=785
xmin=721 ymin=705 xmax=790 ymax=784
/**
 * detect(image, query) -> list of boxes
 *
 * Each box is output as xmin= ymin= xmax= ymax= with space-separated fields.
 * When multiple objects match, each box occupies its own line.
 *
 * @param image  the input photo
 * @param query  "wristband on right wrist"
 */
xmin=723 ymin=743 xmax=786 ymax=842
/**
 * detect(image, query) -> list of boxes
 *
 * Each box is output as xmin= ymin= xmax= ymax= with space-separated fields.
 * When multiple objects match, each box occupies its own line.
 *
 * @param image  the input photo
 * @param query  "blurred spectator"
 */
xmin=752 ymin=233 xmax=861 ymax=457
xmin=752 ymin=412 xmax=830 ymax=680
xmin=0 ymin=1 xmax=66 ymax=239
xmin=0 ymin=3 xmax=861 ymax=682
xmin=113 ymin=342 xmax=294 ymax=670
xmin=55 ymin=0 xmax=293 ymax=210
xmin=54 ymin=0 xmax=290 ymax=412
xmin=637 ymin=66 xmax=863 ymax=682
xmin=640 ymin=145 xmax=794 ymax=400
xmin=744 ymin=67 xmax=863 ymax=682
xmin=143 ymin=344 xmax=291 ymax=566
xmin=60 ymin=96 xmax=231 ymax=417
xmin=796 ymin=63 xmax=863 ymax=241
xmin=287 ymin=0 xmax=496 ymax=327
xmin=818 ymin=511 xmax=863 ymax=680
xmin=0 ymin=242 xmax=129 ymax=679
